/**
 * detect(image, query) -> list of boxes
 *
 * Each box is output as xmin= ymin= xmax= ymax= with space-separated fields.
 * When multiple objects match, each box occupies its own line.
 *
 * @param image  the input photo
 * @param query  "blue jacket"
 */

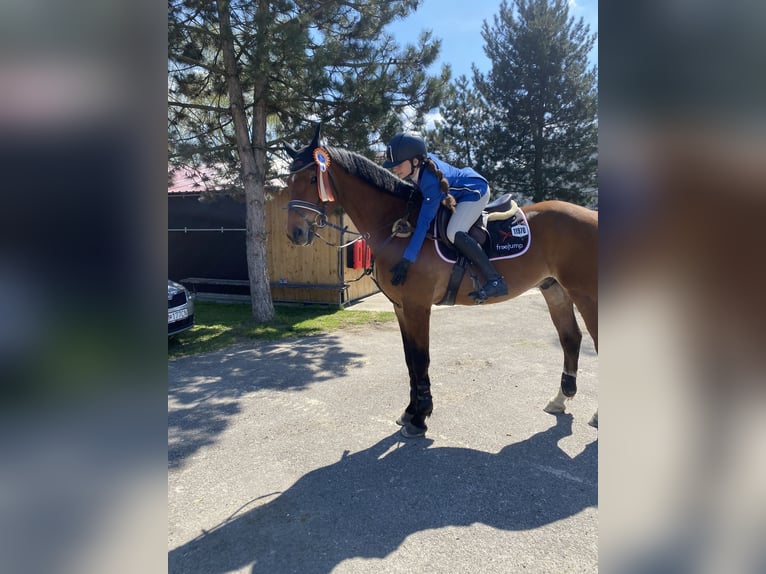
xmin=403 ymin=154 xmax=488 ymax=262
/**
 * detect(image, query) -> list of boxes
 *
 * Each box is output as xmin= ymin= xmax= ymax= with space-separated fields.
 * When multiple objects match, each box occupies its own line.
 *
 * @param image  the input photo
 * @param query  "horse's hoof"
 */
xmin=543 ymin=401 xmax=566 ymax=414
xmin=395 ymin=412 xmax=414 ymax=426
xmin=400 ymin=423 xmax=427 ymax=438
xmin=588 ymin=411 xmax=598 ymax=428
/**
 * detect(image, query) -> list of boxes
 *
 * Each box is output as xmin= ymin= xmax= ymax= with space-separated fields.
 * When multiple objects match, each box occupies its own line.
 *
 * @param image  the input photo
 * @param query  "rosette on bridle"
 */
xmin=313 ymin=148 xmax=336 ymax=203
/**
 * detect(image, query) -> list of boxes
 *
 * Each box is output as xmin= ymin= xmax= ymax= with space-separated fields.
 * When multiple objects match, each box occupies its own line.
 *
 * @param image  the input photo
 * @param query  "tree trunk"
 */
xmin=247 ymin=81 xmax=273 ymax=321
xmin=216 ymin=0 xmax=274 ymax=322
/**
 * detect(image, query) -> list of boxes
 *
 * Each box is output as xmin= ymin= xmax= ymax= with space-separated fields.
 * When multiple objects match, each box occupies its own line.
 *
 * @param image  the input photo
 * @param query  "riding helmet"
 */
xmin=383 ymin=132 xmax=427 ymax=168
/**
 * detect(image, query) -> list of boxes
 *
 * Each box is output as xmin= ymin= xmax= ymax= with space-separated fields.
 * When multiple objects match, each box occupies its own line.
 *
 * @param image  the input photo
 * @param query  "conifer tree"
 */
xmin=476 ymin=0 xmax=597 ymax=205
xmin=427 ymin=74 xmax=491 ymax=176
xmin=168 ymin=0 xmax=448 ymax=320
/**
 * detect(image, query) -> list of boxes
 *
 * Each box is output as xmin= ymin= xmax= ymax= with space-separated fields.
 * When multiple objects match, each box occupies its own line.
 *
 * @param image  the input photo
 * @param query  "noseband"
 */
xmin=287 ymin=198 xmax=328 ymax=230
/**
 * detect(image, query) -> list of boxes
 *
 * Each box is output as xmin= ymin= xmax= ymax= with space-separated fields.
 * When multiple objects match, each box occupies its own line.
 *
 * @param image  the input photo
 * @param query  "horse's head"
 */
xmin=283 ymin=124 xmax=331 ymax=246
xmin=283 ymin=124 xmax=417 ymax=248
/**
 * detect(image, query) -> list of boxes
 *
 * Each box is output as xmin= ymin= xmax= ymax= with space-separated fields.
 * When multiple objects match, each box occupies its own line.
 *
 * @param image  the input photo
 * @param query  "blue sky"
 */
xmin=385 ymin=0 xmax=598 ymax=79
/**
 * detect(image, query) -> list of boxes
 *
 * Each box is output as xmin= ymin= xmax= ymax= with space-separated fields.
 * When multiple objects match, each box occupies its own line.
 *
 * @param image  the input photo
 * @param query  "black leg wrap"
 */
xmin=405 ymin=388 xmax=418 ymax=414
xmin=400 ymin=382 xmax=432 ymax=436
xmin=416 ymin=384 xmax=433 ymax=418
xmin=561 ymin=372 xmax=577 ymax=397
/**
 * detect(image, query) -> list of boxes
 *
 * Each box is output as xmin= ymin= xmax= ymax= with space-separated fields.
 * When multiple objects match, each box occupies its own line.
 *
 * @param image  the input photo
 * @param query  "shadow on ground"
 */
xmin=169 ymin=414 xmax=596 ymax=573
xmin=168 ymin=333 xmax=365 ymax=469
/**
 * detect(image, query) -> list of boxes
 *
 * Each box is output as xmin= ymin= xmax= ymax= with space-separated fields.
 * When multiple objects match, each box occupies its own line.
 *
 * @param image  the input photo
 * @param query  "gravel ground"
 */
xmin=168 ymin=289 xmax=598 ymax=573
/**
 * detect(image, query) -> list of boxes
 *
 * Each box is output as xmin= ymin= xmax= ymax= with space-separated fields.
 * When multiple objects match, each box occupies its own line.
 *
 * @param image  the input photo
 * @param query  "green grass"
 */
xmin=168 ymin=301 xmax=395 ymax=358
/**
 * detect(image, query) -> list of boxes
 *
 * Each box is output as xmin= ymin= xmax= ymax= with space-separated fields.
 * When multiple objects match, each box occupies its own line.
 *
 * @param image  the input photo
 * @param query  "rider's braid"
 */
xmin=423 ymin=157 xmax=455 ymax=211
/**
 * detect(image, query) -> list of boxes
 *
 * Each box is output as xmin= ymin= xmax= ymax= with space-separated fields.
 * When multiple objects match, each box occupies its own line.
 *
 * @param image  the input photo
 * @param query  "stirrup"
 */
xmin=468 ymin=288 xmax=489 ymax=303
xmin=470 ymin=278 xmax=508 ymax=302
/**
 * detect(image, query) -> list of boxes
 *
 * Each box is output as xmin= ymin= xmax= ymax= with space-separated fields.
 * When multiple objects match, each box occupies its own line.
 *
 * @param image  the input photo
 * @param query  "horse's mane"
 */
xmin=326 ymin=147 xmax=416 ymax=200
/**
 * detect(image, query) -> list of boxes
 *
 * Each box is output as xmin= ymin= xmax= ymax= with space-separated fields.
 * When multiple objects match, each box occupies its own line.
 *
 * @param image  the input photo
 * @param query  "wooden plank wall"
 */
xmin=266 ymin=189 xmax=379 ymax=306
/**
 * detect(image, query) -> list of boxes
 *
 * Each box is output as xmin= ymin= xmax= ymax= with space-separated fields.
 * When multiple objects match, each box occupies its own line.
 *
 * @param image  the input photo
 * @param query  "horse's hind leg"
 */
xmin=570 ymin=293 xmax=598 ymax=427
xmin=539 ymin=279 xmax=582 ymax=415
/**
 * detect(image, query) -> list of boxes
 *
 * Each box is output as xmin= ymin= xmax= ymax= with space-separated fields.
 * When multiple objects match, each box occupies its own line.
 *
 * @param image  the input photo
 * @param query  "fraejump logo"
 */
xmin=495 ymin=242 xmax=525 ymax=251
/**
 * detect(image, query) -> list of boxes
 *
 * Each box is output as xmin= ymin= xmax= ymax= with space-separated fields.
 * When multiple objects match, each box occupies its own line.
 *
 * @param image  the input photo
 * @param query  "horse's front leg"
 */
xmin=393 ymin=304 xmax=432 ymax=438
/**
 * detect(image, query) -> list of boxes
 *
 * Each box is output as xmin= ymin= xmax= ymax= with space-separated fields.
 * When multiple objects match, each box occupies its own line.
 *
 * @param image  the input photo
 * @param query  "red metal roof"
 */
xmin=168 ymin=165 xmax=238 ymax=194
xmin=168 ymin=165 xmax=284 ymax=194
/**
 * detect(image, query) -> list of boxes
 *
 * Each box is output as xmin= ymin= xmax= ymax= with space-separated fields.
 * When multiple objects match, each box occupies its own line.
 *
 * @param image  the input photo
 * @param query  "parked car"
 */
xmin=168 ymin=280 xmax=194 ymax=336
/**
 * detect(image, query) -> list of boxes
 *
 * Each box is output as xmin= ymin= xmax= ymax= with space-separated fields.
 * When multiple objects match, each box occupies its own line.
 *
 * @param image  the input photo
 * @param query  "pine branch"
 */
xmin=168 ymin=100 xmax=229 ymax=113
xmin=170 ymin=54 xmax=226 ymax=76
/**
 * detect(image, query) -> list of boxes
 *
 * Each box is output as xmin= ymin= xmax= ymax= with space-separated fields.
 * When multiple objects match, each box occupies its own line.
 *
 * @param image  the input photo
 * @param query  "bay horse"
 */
xmin=283 ymin=127 xmax=598 ymax=437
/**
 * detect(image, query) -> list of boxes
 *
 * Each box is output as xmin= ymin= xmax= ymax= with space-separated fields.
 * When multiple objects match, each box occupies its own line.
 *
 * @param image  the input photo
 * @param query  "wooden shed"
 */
xmin=265 ymin=187 xmax=378 ymax=306
xmin=168 ymin=167 xmax=379 ymax=307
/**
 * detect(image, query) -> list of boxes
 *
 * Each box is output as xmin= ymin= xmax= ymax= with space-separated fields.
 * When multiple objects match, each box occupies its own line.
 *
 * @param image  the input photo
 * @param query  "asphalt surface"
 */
xmin=168 ymin=290 xmax=598 ymax=573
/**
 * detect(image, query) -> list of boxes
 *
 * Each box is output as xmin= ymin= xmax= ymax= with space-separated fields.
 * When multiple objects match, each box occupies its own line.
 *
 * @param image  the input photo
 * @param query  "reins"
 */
xmin=287 ymin=196 xmax=375 ymax=283
xmin=287 ymin=198 xmax=369 ymax=248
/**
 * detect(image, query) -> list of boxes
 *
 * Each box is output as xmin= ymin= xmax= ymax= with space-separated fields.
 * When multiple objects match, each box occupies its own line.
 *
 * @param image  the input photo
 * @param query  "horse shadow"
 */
xmin=169 ymin=414 xmax=597 ymax=573
xmin=168 ymin=334 xmax=366 ymax=469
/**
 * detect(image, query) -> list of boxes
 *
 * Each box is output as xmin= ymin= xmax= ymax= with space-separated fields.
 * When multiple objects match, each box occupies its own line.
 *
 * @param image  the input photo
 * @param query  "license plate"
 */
xmin=168 ymin=308 xmax=188 ymax=323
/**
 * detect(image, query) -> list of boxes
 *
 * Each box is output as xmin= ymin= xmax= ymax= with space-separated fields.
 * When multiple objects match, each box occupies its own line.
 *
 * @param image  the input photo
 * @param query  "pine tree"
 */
xmin=476 ymin=0 xmax=597 ymax=205
xmin=168 ymin=0 xmax=448 ymax=320
xmin=427 ymin=74 xmax=491 ymax=176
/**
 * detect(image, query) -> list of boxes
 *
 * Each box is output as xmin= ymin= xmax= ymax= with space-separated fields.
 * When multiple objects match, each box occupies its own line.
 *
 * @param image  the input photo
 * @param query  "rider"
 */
xmin=383 ymin=132 xmax=508 ymax=301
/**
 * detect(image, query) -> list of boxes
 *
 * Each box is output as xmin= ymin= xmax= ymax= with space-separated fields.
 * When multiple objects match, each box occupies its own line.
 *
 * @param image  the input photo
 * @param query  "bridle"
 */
xmin=286 ymin=163 xmax=367 ymax=249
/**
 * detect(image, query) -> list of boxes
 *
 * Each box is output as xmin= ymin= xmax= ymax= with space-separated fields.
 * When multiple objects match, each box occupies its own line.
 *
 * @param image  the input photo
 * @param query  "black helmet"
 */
xmin=383 ymin=132 xmax=427 ymax=168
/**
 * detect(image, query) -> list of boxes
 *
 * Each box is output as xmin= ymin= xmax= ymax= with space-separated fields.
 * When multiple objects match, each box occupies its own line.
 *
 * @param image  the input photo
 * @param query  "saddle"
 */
xmin=432 ymin=193 xmax=531 ymax=305
xmin=433 ymin=193 xmax=529 ymax=260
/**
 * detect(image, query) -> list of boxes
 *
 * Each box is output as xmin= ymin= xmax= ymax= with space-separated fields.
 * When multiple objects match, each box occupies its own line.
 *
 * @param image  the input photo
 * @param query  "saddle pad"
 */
xmin=434 ymin=208 xmax=531 ymax=263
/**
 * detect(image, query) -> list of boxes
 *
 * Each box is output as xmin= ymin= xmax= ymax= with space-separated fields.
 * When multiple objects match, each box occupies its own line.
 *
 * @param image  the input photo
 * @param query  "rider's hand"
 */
xmin=390 ymin=259 xmax=411 ymax=286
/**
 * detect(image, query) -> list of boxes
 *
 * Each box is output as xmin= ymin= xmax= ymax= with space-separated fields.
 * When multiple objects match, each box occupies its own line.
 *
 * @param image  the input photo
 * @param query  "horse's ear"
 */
xmin=283 ymin=141 xmax=298 ymax=159
xmin=310 ymin=122 xmax=322 ymax=149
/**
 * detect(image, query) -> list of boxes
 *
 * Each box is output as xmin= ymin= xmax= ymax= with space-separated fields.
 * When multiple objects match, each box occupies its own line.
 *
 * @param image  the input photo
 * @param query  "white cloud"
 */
xmin=397 ymin=106 xmax=443 ymax=132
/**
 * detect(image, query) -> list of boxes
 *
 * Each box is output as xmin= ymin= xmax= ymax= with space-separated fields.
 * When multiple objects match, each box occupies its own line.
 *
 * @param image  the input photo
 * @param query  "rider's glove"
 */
xmin=390 ymin=259 xmax=411 ymax=286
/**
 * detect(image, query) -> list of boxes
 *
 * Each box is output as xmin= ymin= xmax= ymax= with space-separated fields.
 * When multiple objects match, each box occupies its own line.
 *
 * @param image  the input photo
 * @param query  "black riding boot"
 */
xmin=452 ymin=231 xmax=509 ymax=301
